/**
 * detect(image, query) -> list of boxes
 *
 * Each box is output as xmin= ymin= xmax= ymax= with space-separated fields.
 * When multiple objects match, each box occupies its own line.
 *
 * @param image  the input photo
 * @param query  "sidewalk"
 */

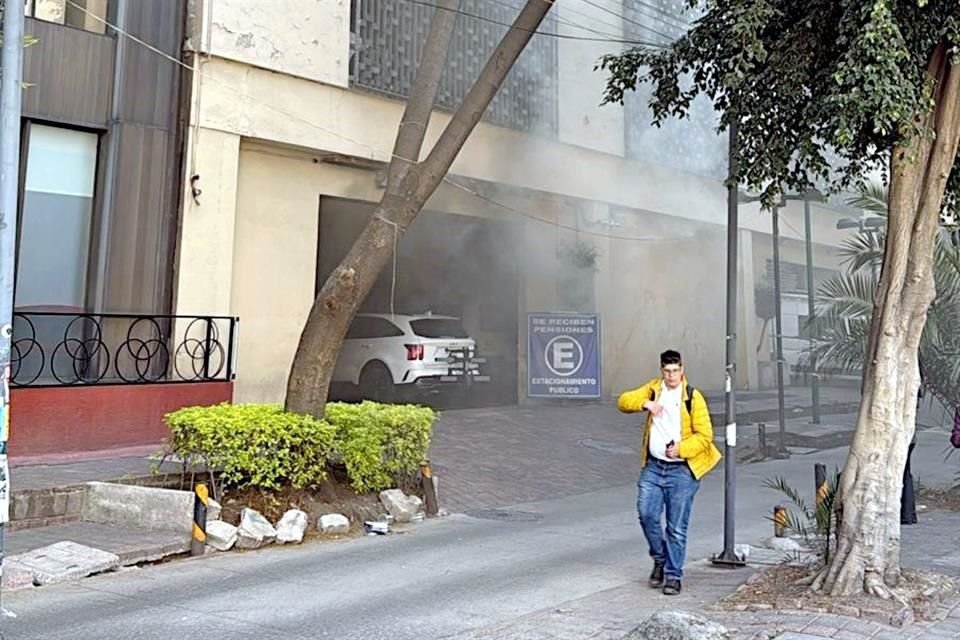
xmin=453 ymin=510 xmax=960 ymax=640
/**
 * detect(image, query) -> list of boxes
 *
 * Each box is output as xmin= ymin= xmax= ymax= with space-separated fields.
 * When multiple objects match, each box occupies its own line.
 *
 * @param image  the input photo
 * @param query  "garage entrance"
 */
xmin=317 ymin=197 xmax=520 ymax=407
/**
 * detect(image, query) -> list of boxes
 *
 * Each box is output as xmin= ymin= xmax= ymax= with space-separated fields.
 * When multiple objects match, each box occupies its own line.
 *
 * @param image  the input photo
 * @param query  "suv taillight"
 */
xmin=405 ymin=344 xmax=424 ymax=361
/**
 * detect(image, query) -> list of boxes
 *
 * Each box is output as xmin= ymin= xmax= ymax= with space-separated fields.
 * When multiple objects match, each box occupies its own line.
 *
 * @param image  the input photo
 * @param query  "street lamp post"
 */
xmin=771 ymin=199 xmax=788 ymax=456
xmin=774 ymin=190 xmax=826 ymax=450
xmin=712 ymin=121 xmax=746 ymax=568
xmin=0 ymin=0 xmax=24 ymax=616
xmin=803 ymin=195 xmax=821 ymax=424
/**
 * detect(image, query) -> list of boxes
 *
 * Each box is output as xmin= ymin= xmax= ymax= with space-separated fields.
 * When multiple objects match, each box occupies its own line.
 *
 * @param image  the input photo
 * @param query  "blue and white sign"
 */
xmin=527 ymin=313 xmax=601 ymax=398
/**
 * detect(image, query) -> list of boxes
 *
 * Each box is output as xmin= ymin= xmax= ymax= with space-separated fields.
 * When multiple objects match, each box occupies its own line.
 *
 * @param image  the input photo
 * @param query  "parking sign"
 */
xmin=527 ymin=313 xmax=601 ymax=398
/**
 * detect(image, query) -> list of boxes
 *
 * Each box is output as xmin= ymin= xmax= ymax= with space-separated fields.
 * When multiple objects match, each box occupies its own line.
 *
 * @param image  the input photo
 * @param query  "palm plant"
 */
xmin=764 ymin=469 xmax=841 ymax=565
xmin=805 ymin=182 xmax=960 ymax=409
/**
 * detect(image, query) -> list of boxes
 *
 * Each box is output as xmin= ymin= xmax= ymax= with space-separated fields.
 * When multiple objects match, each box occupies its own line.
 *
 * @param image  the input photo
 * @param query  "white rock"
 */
xmin=275 ymin=509 xmax=308 ymax=544
xmin=235 ymin=508 xmax=277 ymax=549
xmin=206 ymin=520 xmax=238 ymax=552
xmin=206 ymin=498 xmax=222 ymax=522
xmin=319 ymin=513 xmax=350 ymax=535
xmin=625 ymin=611 xmax=728 ymax=640
xmin=379 ymin=489 xmax=423 ymax=523
xmin=763 ymin=536 xmax=804 ymax=553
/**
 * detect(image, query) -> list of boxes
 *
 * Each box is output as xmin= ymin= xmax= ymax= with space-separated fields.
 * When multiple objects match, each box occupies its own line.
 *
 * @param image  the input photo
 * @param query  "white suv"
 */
xmin=331 ymin=313 xmax=485 ymax=402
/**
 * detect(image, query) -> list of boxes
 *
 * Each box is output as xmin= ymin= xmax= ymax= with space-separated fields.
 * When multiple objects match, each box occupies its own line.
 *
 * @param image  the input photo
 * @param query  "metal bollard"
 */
xmin=192 ymin=483 xmax=209 ymax=556
xmin=814 ymin=463 xmax=827 ymax=513
xmin=420 ymin=461 xmax=439 ymax=516
xmin=773 ymin=505 xmax=788 ymax=537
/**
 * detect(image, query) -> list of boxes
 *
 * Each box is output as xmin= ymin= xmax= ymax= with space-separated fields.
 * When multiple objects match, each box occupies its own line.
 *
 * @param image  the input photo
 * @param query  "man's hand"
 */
xmin=644 ymin=400 xmax=664 ymax=416
xmin=666 ymin=442 xmax=680 ymax=459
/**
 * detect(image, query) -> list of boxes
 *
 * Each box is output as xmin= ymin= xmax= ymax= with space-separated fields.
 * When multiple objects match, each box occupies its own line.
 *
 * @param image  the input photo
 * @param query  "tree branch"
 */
xmin=415 ymin=0 xmax=555 ymax=200
xmin=386 ymin=0 xmax=461 ymax=193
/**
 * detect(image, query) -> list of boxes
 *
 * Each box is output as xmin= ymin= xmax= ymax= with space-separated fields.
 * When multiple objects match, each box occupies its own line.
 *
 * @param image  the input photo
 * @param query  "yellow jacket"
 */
xmin=617 ymin=377 xmax=722 ymax=480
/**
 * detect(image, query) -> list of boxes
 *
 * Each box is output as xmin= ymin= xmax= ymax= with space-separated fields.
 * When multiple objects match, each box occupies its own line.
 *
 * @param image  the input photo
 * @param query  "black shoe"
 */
xmin=663 ymin=579 xmax=682 ymax=595
xmin=648 ymin=563 xmax=665 ymax=588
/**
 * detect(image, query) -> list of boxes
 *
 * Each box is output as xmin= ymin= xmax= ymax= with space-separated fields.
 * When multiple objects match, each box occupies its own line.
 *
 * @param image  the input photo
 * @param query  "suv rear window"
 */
xmin=410 ymin=319 xmax=468 ymax=339
xmin=346 ymin=317 xmax=404 ymax=339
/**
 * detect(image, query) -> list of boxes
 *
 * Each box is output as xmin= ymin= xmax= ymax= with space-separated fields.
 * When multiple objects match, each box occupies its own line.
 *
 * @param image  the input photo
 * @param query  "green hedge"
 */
xmin=163 ymin=401 xmax=435 ymax=493
xmin=325 ymin=402 xmax=435 ymax=493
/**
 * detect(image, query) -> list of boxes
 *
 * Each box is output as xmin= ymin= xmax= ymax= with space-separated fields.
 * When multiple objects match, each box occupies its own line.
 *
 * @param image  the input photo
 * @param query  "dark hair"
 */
xmin=660 ymin=350 xmax=682 ymax=367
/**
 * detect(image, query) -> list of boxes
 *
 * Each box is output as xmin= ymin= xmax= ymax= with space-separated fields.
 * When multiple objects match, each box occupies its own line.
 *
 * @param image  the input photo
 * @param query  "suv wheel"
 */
xmin=359 ymin=362 xmax=396 ymax=404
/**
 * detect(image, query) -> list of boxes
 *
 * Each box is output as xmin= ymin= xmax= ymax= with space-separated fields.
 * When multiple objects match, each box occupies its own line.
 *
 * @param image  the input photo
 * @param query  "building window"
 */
xmin=350 ymin=0 xmax=558 ymax=134
xmin=16 ymin=124 xmax=99 ymax=312
xmin=25 ymin=0 xmax=108 ymax=34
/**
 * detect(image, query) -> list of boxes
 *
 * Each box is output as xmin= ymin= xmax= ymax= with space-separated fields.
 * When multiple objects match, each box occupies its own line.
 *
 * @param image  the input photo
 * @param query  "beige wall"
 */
xmin=599 ymin=223 xmax=728 ymax=394
xmin=196 ymin=0 xmax=350 ymax=88
xmin=174 ymin=127 xmax=240 ymax=316
xmin=193 ymin=58 xmax=861 ymax=242
xmin=556 ymin=2 xmax=625 ymax=157
xmin=229 ymin=146 xmax=321 ymax=403
xmin=193 ymin=58 xmax=734 ymax=228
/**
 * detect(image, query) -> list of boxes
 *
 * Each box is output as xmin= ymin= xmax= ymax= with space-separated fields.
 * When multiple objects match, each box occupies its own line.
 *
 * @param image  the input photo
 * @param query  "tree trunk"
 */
xmin=284 ymin=0 xmax=555 ymax=417
xmin=815 ymin=45 xmax=960 ymax=597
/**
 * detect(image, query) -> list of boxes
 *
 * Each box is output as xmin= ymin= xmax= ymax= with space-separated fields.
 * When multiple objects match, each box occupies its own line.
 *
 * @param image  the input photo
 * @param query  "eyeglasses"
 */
xmin=662 ymin=367 xmax=682 ymax=375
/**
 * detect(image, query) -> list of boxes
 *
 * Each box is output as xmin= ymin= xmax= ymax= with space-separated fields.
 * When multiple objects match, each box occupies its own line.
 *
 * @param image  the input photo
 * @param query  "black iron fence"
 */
xmin=11 ymin=312 xmax=239 ymax=387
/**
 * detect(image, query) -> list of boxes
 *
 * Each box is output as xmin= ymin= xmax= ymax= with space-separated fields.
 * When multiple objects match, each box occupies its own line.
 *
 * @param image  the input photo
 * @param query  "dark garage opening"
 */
xmin=317 ymin=196 xmax=520 ymax=408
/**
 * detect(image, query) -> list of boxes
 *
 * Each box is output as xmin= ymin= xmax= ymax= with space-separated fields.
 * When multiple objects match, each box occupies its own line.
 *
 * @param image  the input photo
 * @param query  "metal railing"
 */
xmin=11 ymin=312 xmax=239 ymax=387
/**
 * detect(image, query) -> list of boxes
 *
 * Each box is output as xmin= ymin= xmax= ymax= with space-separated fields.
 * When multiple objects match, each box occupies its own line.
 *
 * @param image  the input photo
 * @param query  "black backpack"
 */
xmin=649 ymin=385 xmax=697 ymax=415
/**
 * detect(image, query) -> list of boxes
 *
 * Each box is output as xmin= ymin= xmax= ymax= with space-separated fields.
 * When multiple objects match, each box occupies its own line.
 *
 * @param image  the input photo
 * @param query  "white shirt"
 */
xmin=649 ymin=383 xmax=683 ymax=461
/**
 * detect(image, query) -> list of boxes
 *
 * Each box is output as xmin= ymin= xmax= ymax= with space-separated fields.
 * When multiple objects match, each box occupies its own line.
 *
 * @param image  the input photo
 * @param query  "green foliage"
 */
xmin=598 ymin=0 xmax=960 ymax=211
xmin=163 ymin=401 xmax=436 ymax=495
xmin=558 ymin=241 xmax=600 ymax=270
xmin=164 ymin=404 xmax=337 ymax=491
xmin=804 ymin=182 xmax=960 ymax=408
xmin=325 ymin=402 xmax=435 ymax=493
xmin=764 ymin=469 xmax=840 ymax=565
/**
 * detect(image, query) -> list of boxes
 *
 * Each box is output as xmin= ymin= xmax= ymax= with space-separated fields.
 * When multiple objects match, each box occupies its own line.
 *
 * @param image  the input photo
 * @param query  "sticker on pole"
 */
xmin=527 ymin=313 xmax=601 ymax=398
xmin=0 ymin=454 xmax=9 ymax=525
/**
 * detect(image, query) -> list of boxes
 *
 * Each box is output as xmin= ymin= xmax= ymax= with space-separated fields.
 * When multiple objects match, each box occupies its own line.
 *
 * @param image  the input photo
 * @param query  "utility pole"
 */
xmin=712 ymin=120 xmax=745 ymax=567
xmin=0 ymin=0 xmax=25 ymax=611
xmin=803 ymin=194 xmax=821 ymax=424
xmin=771 ymin=199 xmax=788 ymax=456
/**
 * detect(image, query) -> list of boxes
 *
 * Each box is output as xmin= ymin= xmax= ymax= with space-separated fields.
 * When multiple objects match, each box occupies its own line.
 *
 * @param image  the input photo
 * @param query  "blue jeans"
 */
xmin=637 ymin=458 xmax=700 ymax=580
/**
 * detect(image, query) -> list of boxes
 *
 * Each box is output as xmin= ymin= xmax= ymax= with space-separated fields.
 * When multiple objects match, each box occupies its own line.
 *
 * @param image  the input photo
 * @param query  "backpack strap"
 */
xmin=685 ymin=385 xmax=696 ymax=415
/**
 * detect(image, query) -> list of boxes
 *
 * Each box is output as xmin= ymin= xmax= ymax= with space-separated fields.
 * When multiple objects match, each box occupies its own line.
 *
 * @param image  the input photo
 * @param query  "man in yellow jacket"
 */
xmin=617 ymin=349 xmax=721 ymax=596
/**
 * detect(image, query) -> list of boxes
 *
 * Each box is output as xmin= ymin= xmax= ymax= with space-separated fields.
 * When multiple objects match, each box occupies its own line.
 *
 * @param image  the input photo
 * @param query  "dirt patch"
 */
xmin=218 ymin=466 xmax=425 ymax=539
xmin=714 ymin=564 xmax=957 ymax=625
xmin=918 ymin=486 xmax=960 ymax=512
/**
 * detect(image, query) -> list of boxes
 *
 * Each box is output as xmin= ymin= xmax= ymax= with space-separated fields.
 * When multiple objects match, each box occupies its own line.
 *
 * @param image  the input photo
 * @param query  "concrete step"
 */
xmin=9 ymin=470 xmax=202 ymax=531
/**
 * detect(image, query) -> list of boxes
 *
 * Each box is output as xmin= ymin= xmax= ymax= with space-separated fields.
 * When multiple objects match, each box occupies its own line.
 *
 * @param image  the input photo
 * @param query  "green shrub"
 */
xmin=324 ymin=401 xmax=435 ymax=493
xmin=162 ymin=401 xmax=436 ymax=495
xmin=163 ymin=404 xmax=336 ymax=491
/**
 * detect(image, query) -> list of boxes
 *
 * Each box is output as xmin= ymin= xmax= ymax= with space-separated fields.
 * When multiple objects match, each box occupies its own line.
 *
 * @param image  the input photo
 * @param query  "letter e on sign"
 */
xmin=545 ymin=336 xmax=583 ymax=377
